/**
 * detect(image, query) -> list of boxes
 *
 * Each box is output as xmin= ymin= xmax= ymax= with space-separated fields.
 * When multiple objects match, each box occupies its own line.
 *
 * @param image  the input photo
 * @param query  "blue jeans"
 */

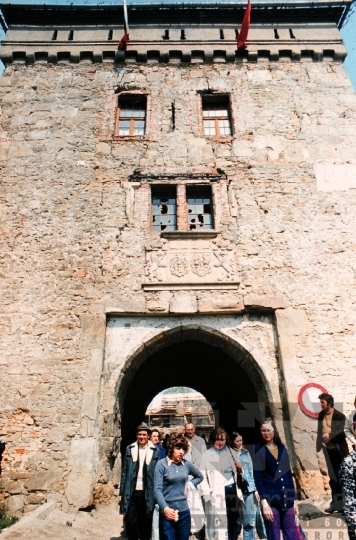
xmin=160 ymin=508 xmax=191 ymax=540
xmin=237 ymin=492 xmax=255 ymax=540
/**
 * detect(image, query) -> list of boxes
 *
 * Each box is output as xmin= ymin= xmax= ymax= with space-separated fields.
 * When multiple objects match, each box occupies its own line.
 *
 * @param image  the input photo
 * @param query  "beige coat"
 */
xmin=200 ymin=447 xmax=244 ymax=540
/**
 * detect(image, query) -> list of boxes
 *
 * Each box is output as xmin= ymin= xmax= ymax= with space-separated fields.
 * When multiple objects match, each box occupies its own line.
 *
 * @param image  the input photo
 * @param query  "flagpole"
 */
xmin=118 ymin=0 xmax=129 ymax=50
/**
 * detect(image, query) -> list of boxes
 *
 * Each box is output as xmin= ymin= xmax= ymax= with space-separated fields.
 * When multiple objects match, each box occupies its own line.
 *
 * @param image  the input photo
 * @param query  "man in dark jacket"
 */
xmin=317 ymin=393 xmax=349 ymax=513
xmin=120 ymin=422 xmax=160 ymax=540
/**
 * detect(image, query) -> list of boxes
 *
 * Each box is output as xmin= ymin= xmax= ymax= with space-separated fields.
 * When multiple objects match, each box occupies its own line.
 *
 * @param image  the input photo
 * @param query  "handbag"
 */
xmin=186 ymin=482 xmax=205 ymax=534
xmin=296 ymin=515 xmax=307 ymax=540
xmin=255 ymin=503 xmax=267 ymax=539
xmin=227 ymin=447 xmax=250 ymax=495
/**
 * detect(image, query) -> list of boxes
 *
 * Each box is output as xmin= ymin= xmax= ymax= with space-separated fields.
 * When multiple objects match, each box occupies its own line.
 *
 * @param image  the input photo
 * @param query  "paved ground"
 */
xmin=0 ymin=499 xmax=349 ymax=539
xmin=0 ymin=501 xmax=125 ymax=539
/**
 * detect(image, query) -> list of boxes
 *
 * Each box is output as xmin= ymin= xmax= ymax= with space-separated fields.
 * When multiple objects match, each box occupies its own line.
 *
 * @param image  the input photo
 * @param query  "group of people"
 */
xmin=119 ymin=392 xmax=356 ymax=540
xmin=119 ymin=418 xmax=300 ymax=540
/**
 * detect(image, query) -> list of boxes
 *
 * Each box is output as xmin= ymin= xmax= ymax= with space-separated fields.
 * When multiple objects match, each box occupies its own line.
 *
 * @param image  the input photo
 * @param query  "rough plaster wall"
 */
xmin=1 ymin=60 xmax=356 ymax=512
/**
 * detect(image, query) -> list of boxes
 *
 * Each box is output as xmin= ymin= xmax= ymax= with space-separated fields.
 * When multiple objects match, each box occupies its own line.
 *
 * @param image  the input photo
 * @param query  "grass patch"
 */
xmin=0 ymin=507 xmax=19 ymax=531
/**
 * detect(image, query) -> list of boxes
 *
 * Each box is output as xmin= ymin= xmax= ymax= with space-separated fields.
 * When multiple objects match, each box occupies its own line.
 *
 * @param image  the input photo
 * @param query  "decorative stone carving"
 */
xmin=170 ymin=255 xmax=189 ymax=277
xmin=145 ymin=251 xmax=167 ymax=282
xmin=190 ymin=254 xmax=212 ymax=277
xmin=213 ymin=249 xmax=236 ymax=280
xmin=143 ymin=234 xmax=240 ymax=290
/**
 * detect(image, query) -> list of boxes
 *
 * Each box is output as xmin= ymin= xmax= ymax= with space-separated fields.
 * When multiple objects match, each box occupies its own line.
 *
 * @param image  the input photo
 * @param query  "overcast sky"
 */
xmin=0 ymin=1 xmax=355 ymax=90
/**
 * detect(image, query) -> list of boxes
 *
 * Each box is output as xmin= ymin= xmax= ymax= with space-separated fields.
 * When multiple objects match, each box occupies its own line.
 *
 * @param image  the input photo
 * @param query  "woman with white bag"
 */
xmin=200 ymin=427 xmax=245 ymax=540
xmin=154 ymin=432 xmax=203 ymax=540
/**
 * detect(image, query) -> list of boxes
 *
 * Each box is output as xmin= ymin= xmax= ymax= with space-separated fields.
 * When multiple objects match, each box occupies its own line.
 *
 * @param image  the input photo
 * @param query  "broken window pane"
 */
xmin=186 ymin=186 xmax=213 ymax=230
xmin=151 ymin=186 xmax=177 ymax=232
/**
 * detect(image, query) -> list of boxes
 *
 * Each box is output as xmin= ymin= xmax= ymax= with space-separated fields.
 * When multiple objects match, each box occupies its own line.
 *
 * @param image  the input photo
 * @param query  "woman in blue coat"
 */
xmin=253 ymin=418 xmax=299 ymax=540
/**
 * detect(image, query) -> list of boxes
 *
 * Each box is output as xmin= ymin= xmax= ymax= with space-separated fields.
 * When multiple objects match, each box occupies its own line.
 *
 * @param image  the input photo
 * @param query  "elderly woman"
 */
xmin=253 ymin=418 xmax=299 ymax=540
xmin=230 ymin=431 xmax=259 ymax=540
xmin=200 ymin=427 xmax=244 ymax=540
xmin=154 ymin=432 xmax=203 ymax=540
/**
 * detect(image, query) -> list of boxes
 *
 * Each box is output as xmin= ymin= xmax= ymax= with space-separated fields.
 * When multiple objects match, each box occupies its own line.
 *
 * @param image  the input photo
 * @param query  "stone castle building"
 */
xmin=1 ymin=0 xmax=356 ymax=515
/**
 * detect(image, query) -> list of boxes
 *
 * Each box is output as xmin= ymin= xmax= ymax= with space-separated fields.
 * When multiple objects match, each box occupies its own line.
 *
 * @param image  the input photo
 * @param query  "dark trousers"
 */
xmin=125 ymin=490 xmax=152 ymax=540
xmin=323 ymin=447 xmax=344 ymax=509
xmin=225 ymin=484 xmax=238 ymax=540
xmin=160 ymin=508 xmax=191 ymax=540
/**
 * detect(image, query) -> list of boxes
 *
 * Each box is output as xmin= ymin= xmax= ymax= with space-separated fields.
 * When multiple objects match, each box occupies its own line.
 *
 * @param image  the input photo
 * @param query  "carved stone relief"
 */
xmin=143 ymin=235 xmax=240 ymax=290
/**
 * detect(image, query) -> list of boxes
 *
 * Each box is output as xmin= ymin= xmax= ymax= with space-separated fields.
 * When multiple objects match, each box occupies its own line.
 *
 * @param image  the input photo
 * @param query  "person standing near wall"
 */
xmin=120 ymin=422 xmax=161 ymax=540
xmin=185 ymin=423 xmax=207 ymax=468
xmin=317 ymin=393 xmax=349 ymax=513
xmin=253 ymin=418 xmax=299 ymax=540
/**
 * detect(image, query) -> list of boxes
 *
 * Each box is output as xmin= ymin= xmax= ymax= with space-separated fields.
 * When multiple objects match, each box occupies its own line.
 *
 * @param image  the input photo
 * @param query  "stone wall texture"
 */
xmin=1 ymin=58 xmax=356 ymax=513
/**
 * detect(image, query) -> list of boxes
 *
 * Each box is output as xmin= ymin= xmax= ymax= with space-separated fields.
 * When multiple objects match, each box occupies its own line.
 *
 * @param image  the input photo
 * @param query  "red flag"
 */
xmin=118 ymin=0 xmax=129 ymax=50
xmin=237 ymin=0 xmax=251 ymax=49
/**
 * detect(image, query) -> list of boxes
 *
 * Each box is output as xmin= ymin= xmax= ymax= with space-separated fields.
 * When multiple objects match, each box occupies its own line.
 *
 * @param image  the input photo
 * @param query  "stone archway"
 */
xmin=110 ymin=322 xmax=277 ymax=455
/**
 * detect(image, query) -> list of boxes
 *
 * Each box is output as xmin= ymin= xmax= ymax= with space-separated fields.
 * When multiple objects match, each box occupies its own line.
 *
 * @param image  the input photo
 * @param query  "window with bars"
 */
xmin=186 ymin=186 xmax=213 ymax=230
xmin=116 ymin=94 xmax=147 ymax=137
xmin=202 ymin=95 xmax=232 ymax=138
xmin=152 ymin=186 xmax=177 ymax=232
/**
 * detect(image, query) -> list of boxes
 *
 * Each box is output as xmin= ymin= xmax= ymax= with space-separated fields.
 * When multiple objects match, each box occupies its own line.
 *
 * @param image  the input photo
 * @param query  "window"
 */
xmin=202 ymin=95 xmax=232 ymax=138
xmin=186 ymin=186 xmax=213 ymax=230
xmin=152 ymin=186 xmax=177 ymax=232
xmin=150 ymin=184 xmax=215 ymax=232
xmin=116 ymin=94 xmax=147 ymax=137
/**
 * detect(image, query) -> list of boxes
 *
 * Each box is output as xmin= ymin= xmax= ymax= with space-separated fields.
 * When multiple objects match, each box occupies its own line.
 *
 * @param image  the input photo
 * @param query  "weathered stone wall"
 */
xmin=1 ymin=58 xmax=356 ymax=513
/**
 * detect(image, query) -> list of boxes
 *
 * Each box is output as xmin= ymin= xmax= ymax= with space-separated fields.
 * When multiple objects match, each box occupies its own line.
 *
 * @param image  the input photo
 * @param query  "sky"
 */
xmin=0 ymin=0 xmax=355 ymax=90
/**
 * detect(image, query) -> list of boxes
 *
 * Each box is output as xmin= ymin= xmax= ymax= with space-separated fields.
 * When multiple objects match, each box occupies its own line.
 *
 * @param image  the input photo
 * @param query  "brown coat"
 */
xmin=316 ymin=408 xmax=349 ymax=457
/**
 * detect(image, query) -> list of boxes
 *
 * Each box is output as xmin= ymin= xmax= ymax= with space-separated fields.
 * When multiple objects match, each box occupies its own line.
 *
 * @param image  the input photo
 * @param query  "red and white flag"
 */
xmin=237 ymin=0 xmax=251 ymax=49
xmin=118 ymin=0 xmax=129 ymax=50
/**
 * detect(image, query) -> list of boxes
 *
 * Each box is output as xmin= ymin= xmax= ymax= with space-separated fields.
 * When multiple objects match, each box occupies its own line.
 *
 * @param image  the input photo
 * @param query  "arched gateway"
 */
xmin=101 ymin=314 xmax=288 ymax=481
xmin=119 ymin=330 xmax=271 ymax=451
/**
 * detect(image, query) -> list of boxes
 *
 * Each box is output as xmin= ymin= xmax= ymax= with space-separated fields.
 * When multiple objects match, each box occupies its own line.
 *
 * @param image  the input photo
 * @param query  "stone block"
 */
xmin=24 ymin=470 xmax=63 ymax=492
xmin=315 ymin=162 xmax=356 ymax=192
xmin=244 ymin=294 xmax=286 ymax=310
xmin=47 ymin=427 xmax=65 ymax=444
xmin=81 ymin=393 xmax=100 ymax=421
xmin=145 ymin=291 xmax=171 ymax=312
xmin=197 ymin=292 xmax=244 ymax=313
xmin=5 ymin=495 xmax=24 ymax=516
xmin=276 ymin=308 xmax=311 ymax=337
xmin=80 ymin=314 xmax=105 ymax=350
xmin=65 ymin=438 xmax=96 ymax=508
xmin=82 ymin=349 xmax=104 ymax=394
xmin=169 ymin=292 xmax=197 ymax=313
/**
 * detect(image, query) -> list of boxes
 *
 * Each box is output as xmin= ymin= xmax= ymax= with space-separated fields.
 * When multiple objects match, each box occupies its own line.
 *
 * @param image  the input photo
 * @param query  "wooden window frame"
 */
xmin=115 ymin=93 xmax=147 ymax=138
xmin=201 ymin=94 xmax=233 ymax=139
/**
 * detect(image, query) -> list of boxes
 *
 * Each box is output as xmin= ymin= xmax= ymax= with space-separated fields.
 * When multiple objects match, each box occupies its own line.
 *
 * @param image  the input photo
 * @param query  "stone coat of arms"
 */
xmin=169 ymin=255 xmax=189 ymax=277
xmin=190 ymin=254 xmax=212 ymax=277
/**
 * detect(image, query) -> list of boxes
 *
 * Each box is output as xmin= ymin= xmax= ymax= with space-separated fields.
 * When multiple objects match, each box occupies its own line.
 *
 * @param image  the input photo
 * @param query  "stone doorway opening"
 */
xmin=145 ymin=386 xmax=215 ymax=439
xmin=119 ymin=337 xmax=269 ymax=453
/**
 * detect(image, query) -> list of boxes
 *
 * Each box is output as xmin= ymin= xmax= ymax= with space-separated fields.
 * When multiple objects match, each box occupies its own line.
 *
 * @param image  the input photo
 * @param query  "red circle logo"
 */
xmin=298 ymin=383 xmax=328 ymax=418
